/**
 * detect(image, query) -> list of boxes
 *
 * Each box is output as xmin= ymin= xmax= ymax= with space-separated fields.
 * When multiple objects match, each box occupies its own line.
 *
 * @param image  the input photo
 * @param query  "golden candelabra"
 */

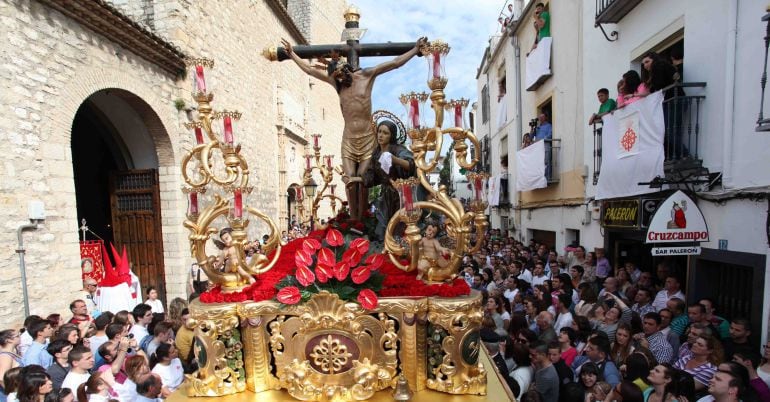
xmin=181 ymin=58 xmax=283 ymax=295
xmin=384 ymin=40 xmax=489 ymax=283
xmin=302 ymin=134 xmax=345 ymax=229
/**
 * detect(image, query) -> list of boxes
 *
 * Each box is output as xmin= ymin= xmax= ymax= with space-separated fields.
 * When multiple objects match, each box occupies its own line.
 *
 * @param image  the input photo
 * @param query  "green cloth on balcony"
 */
xmin=599 ymin=99 xmax=617 ymax=114
xmin=538 ymin=11 xmax=551 ymax=40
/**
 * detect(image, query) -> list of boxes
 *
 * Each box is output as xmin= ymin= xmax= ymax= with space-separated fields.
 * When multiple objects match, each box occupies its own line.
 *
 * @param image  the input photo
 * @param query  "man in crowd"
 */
xmin=652 ymin=275 xmax=685 ymax=312
xmin=22 ymin=318 xmax=54 ymax=367
xmin=631 ymin=287 xmax=656 ymax=318
xmin=531 ymin=261 xmax=548 ymax=286
xmin=553 ymin=294 xmax=573 ymax=333
xmin=571 ymin=335 xmax=621 ymax=387
xmin=639 ymin=312 xmax=674 ymax=364
xmin=702 ymin=363 xmax=749 ymax=402
xmin=667 ymin=297 xmax=689 ymax=338
xmin=46 ymin=339 xmax=73 ymax=391
xmin=679 ymin=323 xmax=714 ymax=361
xmin=625 ymin=262 xmax=642 ymax=284
xmin=732 ymin=351 xmax=770 ymax=400
xmin=89 ymin=313 xmax=113 ymax=368
xmin=529 ymin=340 xmax=559 ymax=402
xmin=547 ymin=341 xmax=575 ymax=395
xmin=61 ymin=345 xmax=95 ymax=392
xmin=699 ymin=298 xmax=730 ymax=340
xmin=658 ymin=307 xmax=681 ymax=355
xmin=145 ymin=321 xmax=174 ymax=357
xmin=536 ymin=311 xmax=557 ymax=344
xmin=80 ymin=278 xmax=99 ymax=317
xmin=68 ymin=299 xmax=91 ymax=326
xmin=724 ymin=318 xmax=753 ymax=360
xmin=136 ymin=373 xmax=164 ymax=402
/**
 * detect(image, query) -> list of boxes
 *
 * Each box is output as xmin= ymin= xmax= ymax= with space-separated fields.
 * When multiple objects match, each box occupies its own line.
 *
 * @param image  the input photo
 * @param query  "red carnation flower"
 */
xmin=325 ymin=228 xmax=344 ymax=247
xmin=357 ymin=289 xmax=378 ymax=310
xmin=276 ymin=287 xmax=301 ymax=304
xmin=295 ymin=265 xmax=316 ymax=287
xmin=351 ymin=265 xmax=371 ymax=284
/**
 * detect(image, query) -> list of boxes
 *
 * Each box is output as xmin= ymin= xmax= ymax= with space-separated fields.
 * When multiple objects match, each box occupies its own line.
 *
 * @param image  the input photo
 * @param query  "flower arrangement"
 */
xmin=274 ymin=228 xmax=385 ymax=310
xmin=325 ymin=206 xmax=377 ymax=239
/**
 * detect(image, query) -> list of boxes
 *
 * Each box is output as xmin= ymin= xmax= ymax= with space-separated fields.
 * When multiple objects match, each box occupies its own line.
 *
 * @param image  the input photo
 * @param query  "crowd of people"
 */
xmin=469 ymin=228 xmax=770 ymax=402
xmin=0 ymin=291 xmax=194 ymax=402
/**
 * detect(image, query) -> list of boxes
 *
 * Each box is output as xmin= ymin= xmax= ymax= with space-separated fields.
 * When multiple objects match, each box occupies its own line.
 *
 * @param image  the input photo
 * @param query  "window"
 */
xmin=481 ymin=85 xmax=490 ymax=124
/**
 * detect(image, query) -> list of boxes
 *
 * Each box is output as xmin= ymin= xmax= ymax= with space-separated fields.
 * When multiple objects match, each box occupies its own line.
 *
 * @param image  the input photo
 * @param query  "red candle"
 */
xmin=454 ymin=104 xmax=463 ymax=128
xmin=313 ymin=134 xmax=320 ymax=148
xmin=223 ymin=116 xmax=234 ymax=144
xmin=233 ymin=188 xmax=243 ymax=218
xmin=410 ymin=98 xmax=420 ymax=128
xmin=326 ymin=155 xmax=333 ymax=168
xmin=296 ymin=187 xmax=303 ymax=201
xmin=432 ymin=51 xmax=441 ymax=79
xmin=305 ymin=155 xmax=312 ymax=170
xmin=403 ymin=185 xmax=414 ymax=211
xmin=194 ymin=127 xmax=204 ymax=144
xmin=195 ymin=65 xmax=206 ymax=93
xmin=189 ymin=192 xmax=198 ymax=215
xmin=474 ymin=177 xmax=483 ymax=201
xmin=330 ymin=184 xmax=336 ymax=195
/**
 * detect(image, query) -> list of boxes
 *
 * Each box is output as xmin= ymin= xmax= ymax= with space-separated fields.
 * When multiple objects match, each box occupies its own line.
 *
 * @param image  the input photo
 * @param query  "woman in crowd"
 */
xmin=582 ymin=251 xmax=598 ymax=285
xmin=0 ymin=330 xmax=22 ymax=394
xmin=481 ymin=268 xmax=494 ymax=291
xmin=624 ymin=352 xmax=652 ymax=393
xmin=673 ymin=334 xmax=721 ymax=392
xmin=16 ymin=368 xmax=52 ymax=402
xmin=616 ymin=270 xmax=632 ymax=300
xmin=54 ymin=325 xmax=81 ymax=347
xmin=2 ymin=367 xmax=21 ymax=402
xmin=643 ymin=364 xmax=683 ymax=402
xmin=145 ymin=287 xmax=164 ymax=315
xmin=56 ymin=388 xmax=73 ymax=402
xmin=75 ymin=373 xmax=109 ymax=402
xmin=557 ymin=327 xmax=578 ymax=367
xmin=611 ymin=322 xmax=636 ymax=368
xmin=508 ymin=342 xmax=534 ymax=401
xmin=571 ymin=315 xmax=592 ymax=354
xmin=758 ymin=339 xmax=770 ymax=388
xmin=640 ymin=51 xmax=677 ymax=97
xmin=579 ymin=362 xmax=602 ymax=395
xmin=150 ymin=343 xmax=184 ymax=396
xmin=485 ymin=296 xmax=508 ymax=337
xmin=575 ymin=283 xmax=598 ymax=317
xmin=617 ymin=70 xmax=646 ymax=107
xmin=604 ymin=381 xmax=644 ymax=402
xmin=112 ymin=355 xmax=148 ymax=402
xmin=591 ymin=293 xmax=632 ymax=343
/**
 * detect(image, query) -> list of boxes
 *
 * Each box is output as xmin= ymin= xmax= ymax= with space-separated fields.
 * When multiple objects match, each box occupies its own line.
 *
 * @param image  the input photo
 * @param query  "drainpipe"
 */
xmin=16 ymin=220 xmax=42 ymax=318
xmin=721 ymin=0 xmax=739 ymax=188
xmin=513 ymin=34 xmax=524 ymax=240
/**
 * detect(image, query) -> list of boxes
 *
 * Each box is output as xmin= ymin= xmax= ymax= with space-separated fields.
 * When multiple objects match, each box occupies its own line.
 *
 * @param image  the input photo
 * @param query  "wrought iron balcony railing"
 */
xmin=595 ymin=0 xmax=643 ymax=24
xmin=544 ymin=138 xmax=560 ymax=184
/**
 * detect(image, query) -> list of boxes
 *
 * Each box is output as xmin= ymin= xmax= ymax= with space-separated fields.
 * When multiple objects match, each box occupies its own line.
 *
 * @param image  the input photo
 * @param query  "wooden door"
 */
xmin=109 ymin=169 xmax=166 ymax=306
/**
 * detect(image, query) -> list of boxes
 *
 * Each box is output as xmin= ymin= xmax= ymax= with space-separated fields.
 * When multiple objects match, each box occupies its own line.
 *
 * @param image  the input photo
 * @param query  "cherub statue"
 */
xmin=213 ymin=228 xmax=255 ymax=284
xmin=416 ymin=223 xmax=451 ymax=281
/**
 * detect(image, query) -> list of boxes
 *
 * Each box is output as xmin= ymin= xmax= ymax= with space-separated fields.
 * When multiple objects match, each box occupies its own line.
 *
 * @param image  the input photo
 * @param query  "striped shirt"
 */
xmin=646 ymin=331 xmax=674 ymax=364
xmin=674 ymin=355 xmax=717 ymax=386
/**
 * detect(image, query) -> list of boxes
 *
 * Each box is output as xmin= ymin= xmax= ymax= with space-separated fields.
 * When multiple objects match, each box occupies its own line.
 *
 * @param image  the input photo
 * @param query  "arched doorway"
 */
xmin=71 ymin=89 xmax=167 ymax=305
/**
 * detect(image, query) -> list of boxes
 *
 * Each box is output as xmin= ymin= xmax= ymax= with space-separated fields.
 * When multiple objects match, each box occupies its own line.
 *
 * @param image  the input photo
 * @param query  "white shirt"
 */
xmin=19 ymin=331 xmax=33 ymax=356
xmin=554 ymin=311 xmax=574 ymax=333
xmin=531 ymin=274 xmax=548 ymax=287
xmin=504 ymin=288 xmax=519 ymax=304
xmin=61 ymin=371 xmax=90 ymax=393
xmin=113 ymin=379 xmax=138 ymax=402
xmin=152 ymin=358 xmax=184 ymax=391
xmin=89 ymin=334 xmax=108 ymax=360
xmin=145 ymin=299 xmax=164 ymax=314
xmin=129 ymin=324 xmax=149 ymax=341
xmin=509 ymin=366 xmax=534 ymax=399
xmin=652 ymin=289 xmax=685 ymax=311
xmin=518 ymin=270 xmax=533 ymax=285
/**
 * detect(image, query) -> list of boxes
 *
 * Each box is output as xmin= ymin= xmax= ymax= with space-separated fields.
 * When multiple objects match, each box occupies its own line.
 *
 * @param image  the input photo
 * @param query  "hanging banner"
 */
xmin=79 ymin=240 xmax=105 ymax=283
xmin=646 ymin=190 xmax=709 ymax=243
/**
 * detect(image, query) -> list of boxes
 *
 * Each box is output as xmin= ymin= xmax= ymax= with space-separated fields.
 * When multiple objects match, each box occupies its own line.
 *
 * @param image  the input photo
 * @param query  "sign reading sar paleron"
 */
xmin=645 ymin=190 xmax=709 ymax=244
xmin=601 ymin=199 xmax=640 ymax=228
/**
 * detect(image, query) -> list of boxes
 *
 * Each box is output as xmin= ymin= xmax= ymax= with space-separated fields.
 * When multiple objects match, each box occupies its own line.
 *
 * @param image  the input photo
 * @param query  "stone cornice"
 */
xmin=35 ymin=0 xmax=187 ymax=76
xmin=265 ymin=0 xmax=308 ymax=45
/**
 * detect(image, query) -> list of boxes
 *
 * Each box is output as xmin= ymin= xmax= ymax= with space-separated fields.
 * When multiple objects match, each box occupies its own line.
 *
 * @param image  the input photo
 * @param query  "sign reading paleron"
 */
xmin=180 ymin=6 xmax=490 ymax=401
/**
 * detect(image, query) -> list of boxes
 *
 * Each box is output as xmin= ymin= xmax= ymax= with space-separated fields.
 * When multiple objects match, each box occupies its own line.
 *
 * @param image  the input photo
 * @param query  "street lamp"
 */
xmin=304 ymin=178 xmax=318 ymax=198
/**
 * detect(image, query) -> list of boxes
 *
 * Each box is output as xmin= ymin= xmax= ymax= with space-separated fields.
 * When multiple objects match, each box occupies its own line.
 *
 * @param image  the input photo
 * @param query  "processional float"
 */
xmin=180 ymin=6 xmax=495 ymax=402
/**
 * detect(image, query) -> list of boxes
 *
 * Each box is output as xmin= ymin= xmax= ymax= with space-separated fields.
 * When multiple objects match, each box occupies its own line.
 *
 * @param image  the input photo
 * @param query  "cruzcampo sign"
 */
xmin=645 ymin=190 xmax=709 ymax=244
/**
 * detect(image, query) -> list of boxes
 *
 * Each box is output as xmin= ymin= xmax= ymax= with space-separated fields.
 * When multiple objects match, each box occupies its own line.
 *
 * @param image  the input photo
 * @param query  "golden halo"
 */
xmin=371 ymin=110 xmax=406 ymax=144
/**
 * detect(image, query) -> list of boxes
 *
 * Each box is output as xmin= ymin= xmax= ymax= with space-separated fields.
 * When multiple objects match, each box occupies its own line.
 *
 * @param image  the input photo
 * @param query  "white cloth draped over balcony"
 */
xmin=488 ymin=173 xmax=502 ymax=206
xmin=497 ymin=96 xmax=508 ymax=130
xmin=596 ymin=91 xmax=666 ymax=200
xmin=516 ymin=140 xmax=548 ymax=191
xmin=525 ymin=37 xmax=552 ymax=90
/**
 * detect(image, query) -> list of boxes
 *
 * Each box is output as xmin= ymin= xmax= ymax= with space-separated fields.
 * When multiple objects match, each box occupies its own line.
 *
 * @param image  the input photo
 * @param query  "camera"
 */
xmin=529 ymin=118 xmax=538 ymax=129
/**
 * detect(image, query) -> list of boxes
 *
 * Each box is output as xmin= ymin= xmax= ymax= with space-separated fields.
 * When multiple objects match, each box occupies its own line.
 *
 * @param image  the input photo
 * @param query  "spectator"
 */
xmin=533 ymin=2 xmax=550 ymax=42
xmin=624 ymin=352 xmax=652 ymax=393
xmin=652 ymin=276 xmax=685 ymax=312
xmin=21 ymin=320 xmax=53 ymax=368
xmin=18 ymin=316 xmax=42 ymax=357
xmin=553 ymin=294 xmax=573 ymax=334
xmin=582 ymin=252 xmax=598 ymax=285
xmin=588 ymin=89 xmax=618 ymax=125
xmin=111 ymin=356 xmax=148 ymax=402
xmin=74 ymin=372 xmax=108 ymax=402
xmin=732 ymin=351 xmax=770 ymax=401
xmin=704 ymin=361 xmax=750 ymax=402
xmin=0 ymin=330 xmax=22 ymax=390
xmin=591 ymin=294 xmax=632 ymax=343
xmin=625 ymin=262 xmax=642 ymax=285
xmin=698 ymin=298 xmax=730 ymax=340
xmin=578 ymin=362 xmax=601 ymax=394
xmin=88 ymin=314 xmax=112 ymax=370
xmin=536 ymin=312 xmax=557 ymax=344
xmin=667 ymin=298 xmax=689 ymax=338
xmin=533 ymin=113 xmax=553 ymax=179
xmin=638 ymin=312 xmax=674 ymax=365
xmin=546 ymin=341 xmax=575 ymax=399
xmin=631 ymin=287 xmax=656 ymax=319
xmin=674 ymin=334 xmax=722 ymax=393
xmin=679 ymin=323 xmax=716 ymax=361
xmin=617 ymin=70 xmax=646 ymax=107
xmin=575 ymin=283 xmax=598 ymax=317
xmin=45 ymin=340 xmax=72 ymax=391
xmin=144 ymin=287 xmax=164 ymax=315
xmin=644 ymin=363 xmax=681 ymax=402
xmin=531 ymin=262 xmax=548 ymax=287
xmin=135 ymin=373 xmax=163 ymax=402
xmin=175 ymin=309 xmax=195 ymax=367
xmin=557 ymin=328 xmax=578 ymax=367
xmin=145 ymin=322 xmax=173 ymax=358
xmin=723 ymin=318 xmax=752 ymax=361
xmin=60 ymin=346 xmax=94 ymax=393
xmin=607 ymin=380 xmax=645 ymax=402
xmin=598 ymin=277 xmax=623 ymax=301
xmin=79 ymin=279 xmax=99 ymax=318
xmin=16 ymin=368 xmax=53 ymax=402
xmin=129 ymin=304 xmax=153 ymax=342
xmin=758 ymin=339 xmax=770 ymax=389
xmin=529 ymin=340 xmax=560 ymax=402
xmin=149 ymin=343 xmax=183 ymax=396
xmin=67 ymin=300 xmax=90 ymax=327
xmin=572 ymin=335 xmax=621 ymax=387
xmin=611 ymin=322 xmax=635 ymax=369
xmin=616 ymin=270 xmax=632 ymax=300
xmin=2 ymin=367 xmax=22 ymax=402
xmin=508 ymin=342 xmax=534 ymax=400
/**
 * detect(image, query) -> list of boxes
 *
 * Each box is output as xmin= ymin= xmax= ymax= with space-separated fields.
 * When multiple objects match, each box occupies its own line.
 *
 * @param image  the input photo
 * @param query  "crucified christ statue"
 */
xmin=280 ymin=37 xmax=427 ymax=222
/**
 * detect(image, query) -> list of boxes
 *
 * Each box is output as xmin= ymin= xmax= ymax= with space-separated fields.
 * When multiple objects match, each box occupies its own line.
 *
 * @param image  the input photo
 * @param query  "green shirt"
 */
xmin=598 ymin=99 xmax=617 ymax=114
xmin=538 ymin=11 xmax=551 ymax=40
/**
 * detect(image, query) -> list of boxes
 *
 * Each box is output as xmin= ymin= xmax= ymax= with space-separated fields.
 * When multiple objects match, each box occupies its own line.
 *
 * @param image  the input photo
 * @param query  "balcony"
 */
xmin=544 ymin=138 xmax=560 ymax=183
xmin=493 ymin=173 xmax=511 ymax=209
xmin=595 ymin=0 xmax=643 ymax=24
xmin=592 ymin=82 xmax=707 ymax=184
